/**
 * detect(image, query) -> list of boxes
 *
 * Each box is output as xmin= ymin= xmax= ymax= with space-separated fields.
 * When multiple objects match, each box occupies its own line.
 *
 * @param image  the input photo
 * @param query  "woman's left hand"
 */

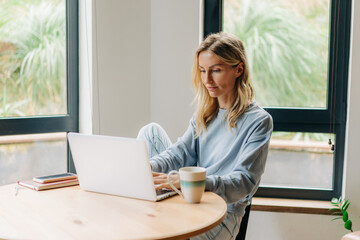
xmin=152 ymin=172 xmax=180 ymax=190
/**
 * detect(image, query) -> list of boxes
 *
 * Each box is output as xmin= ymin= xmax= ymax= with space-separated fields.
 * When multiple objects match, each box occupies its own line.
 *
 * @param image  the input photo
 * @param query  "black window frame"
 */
xmin=204 ymin=0 xmax=352 ymax=200
xmin=0 ymin=0 xmax=79 ymax=173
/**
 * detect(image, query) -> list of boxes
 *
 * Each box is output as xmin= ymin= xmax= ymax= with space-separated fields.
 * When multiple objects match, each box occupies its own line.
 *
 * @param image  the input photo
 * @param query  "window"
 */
xmin=0 ymin=0 xmax=78 ymax=185
xmin=204 ymin=0 xmax=351 ymax=200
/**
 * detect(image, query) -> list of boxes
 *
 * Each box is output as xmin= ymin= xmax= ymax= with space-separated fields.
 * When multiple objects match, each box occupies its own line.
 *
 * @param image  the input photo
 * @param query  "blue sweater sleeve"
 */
xmin=150 ymin=118 xmax=198 ymax=173
xmin=205 ymin=114 xmax=273 ymax=204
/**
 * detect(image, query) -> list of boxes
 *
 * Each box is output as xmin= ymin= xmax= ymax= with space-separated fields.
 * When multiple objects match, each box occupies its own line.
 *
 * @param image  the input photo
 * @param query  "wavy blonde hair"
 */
xmin=192 ymin=32 xmax=254 ymax=137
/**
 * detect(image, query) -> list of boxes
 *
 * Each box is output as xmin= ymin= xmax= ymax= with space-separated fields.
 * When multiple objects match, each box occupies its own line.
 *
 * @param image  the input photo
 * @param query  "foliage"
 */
xmin=271 ymin=131 xmax=332 ymax=143
xmin=330 ymin=196 xmax=354 ymax=232
xmin=0 ymin=0 xmax=66 ymax=116
xmin=224 ymin=0 xmax=329 ymax=108
xmin=0 ymin=78 xmax=27 ymax=117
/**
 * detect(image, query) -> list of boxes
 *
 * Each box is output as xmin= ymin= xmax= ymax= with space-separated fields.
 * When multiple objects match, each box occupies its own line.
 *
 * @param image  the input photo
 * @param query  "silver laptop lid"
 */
xmin=67 ymin=132 xmax=158 ymax=201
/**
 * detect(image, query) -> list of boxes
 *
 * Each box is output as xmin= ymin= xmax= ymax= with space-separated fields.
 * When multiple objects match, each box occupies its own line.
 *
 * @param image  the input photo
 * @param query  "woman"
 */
xmin=137 ymin=32 xmax=273 ymax=239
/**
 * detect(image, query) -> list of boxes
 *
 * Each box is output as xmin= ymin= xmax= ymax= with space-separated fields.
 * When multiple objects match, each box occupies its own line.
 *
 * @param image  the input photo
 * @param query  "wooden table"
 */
xmin=0 ymin=184 xmax=227 ymax=240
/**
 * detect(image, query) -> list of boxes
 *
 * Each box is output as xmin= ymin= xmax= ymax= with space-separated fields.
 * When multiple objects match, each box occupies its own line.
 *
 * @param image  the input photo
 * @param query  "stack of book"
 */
xmin=18 ymin=173 xmax=79 ymax=191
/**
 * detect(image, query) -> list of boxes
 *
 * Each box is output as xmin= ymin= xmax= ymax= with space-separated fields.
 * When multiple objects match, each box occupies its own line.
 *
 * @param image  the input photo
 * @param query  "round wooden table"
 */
xmin=0 ymin=184 xmax=227 ymax=240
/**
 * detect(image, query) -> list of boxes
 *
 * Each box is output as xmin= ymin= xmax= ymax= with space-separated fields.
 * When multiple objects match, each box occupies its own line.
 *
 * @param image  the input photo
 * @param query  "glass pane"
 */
xmin=223 ymin=0 xmax=330 ymax=108
xmin=0 ymin=132 xmax=67 ymax=186
xmin=260 ymin=132 xmax=334 ymax=189
xmin=0 ymin=0 xmax=66 ymax=117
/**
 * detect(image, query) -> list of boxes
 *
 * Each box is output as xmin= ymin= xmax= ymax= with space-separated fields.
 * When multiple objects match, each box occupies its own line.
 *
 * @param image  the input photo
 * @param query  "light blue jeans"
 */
xmin=137 ymin=123 xmax=243 ymax=240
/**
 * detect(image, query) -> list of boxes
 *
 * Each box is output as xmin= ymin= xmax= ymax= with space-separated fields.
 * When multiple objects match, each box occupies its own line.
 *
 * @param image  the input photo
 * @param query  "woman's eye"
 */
xmin=200 ymin=70 xmax=205 ymax=73
xmin=212 ymin=69 xmax=221 ymax=73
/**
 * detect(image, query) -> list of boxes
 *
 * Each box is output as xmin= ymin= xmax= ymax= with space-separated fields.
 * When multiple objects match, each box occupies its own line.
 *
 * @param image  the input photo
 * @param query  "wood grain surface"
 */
xmin=0 ymin=184 xmax=227 ymax=240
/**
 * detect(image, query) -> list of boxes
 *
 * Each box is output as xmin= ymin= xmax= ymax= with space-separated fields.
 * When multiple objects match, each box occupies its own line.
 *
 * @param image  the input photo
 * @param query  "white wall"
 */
xmin=88 ymin=0 xmax=198 ymax=141
xmin=79 ymin=0 xmax=92 ymax=134
xmin=343 ymin=0 xmax=360 ymax=232
xmin=150 ymin=0 xmax=199 ymax=141
xmin=92 ymin=0 xmax=151 ymax=137
xmin=247 ymin=211 xmax=345 ymax=240
xmin=80 ymin=0 xmax=360 ymax=239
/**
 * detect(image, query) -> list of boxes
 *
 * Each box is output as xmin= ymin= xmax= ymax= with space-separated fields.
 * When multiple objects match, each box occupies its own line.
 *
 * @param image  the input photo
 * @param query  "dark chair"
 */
xmin=235 ymin=204 xmax=251 ymax=240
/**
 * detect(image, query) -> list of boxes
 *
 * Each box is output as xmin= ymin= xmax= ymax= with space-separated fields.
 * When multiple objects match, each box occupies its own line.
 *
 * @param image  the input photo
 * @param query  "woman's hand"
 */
xmin=152 ymin=172 xmax=180 ymax=190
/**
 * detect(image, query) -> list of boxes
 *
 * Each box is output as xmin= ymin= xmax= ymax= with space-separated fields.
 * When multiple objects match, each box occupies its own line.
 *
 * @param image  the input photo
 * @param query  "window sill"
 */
xmin=251 ymin=197 xmax=340 ymax=215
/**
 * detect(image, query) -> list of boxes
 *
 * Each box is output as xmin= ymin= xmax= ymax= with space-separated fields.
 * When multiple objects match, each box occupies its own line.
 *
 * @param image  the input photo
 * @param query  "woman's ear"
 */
xmin=235 ymin=62 xmax=244 ymax=77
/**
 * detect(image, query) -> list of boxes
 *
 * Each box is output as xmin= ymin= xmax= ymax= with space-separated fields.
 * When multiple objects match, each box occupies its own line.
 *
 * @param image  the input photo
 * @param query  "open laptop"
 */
xmin=67 ymin=132 xmax=176 ymax=201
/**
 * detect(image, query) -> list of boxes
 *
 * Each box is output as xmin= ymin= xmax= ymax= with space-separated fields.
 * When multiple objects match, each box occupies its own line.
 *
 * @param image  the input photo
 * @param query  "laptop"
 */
xmin=67 ymin=132 xmax=176 ymax=201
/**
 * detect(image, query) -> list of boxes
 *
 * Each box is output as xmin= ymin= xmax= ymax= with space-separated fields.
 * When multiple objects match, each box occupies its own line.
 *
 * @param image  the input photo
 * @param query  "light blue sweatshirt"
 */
xmin=150 ymin=102 xmax=273 ymax=215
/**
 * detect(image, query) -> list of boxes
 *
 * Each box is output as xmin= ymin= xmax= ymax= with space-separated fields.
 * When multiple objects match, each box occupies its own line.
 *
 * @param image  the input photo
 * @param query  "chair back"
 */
xmin=236 ymin=204 xmax=251 ymax=240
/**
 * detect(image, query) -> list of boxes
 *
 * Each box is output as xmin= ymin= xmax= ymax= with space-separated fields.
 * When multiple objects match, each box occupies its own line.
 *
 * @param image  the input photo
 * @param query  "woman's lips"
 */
xmin=207 ymin=86 xmax=217 ymax=92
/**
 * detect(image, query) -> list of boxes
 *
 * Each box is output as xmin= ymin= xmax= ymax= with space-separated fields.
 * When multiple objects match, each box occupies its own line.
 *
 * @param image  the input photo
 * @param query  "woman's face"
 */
xmin=198 ymin=50 xmax=243 ymax=109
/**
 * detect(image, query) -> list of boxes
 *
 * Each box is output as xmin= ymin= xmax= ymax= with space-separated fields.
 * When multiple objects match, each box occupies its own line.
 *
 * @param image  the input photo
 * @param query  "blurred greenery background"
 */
xmin=224 ymin=0 xmax=329 ymax=109
xmin=0 ymin=0 xmax=66 ymax=117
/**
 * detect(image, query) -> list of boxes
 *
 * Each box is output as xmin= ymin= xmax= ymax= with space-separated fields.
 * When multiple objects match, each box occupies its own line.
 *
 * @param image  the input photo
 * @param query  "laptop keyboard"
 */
xmin=156 ymin=188 xmax=176 ymax=201
xmin=156 ymin=188 xmax=174 ymax=196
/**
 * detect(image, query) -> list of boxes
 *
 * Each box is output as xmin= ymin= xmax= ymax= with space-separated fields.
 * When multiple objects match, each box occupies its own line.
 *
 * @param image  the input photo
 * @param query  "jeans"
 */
xmin=191 ymin=212 xmax=242 ymax=240
xmin=137 ymin=122 xmax=172 ymax=158
xmin=137 ymin=123 xmax=243 ymax=240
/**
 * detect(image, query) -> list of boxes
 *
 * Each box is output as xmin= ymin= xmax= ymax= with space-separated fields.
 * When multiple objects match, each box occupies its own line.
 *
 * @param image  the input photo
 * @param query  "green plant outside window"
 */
xmin=0 ymin=0 xmax=66 ymax=117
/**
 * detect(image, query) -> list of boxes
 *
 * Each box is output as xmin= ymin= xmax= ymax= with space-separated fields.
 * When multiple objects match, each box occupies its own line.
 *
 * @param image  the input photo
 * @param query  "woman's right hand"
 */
xmin=152 ymin=172 xmax=180 ymax=190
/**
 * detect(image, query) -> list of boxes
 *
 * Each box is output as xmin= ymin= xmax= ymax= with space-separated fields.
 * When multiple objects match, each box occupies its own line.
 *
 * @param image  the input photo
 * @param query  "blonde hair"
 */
xmin=192 ymin=32 xmax=254 ymax=137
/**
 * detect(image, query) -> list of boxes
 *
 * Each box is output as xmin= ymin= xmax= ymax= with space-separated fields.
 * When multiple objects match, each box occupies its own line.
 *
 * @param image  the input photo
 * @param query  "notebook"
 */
xmin=67 ymin=132 xmax=176 ymax=201
xmin=18 ymin=178 xmax=79 ymax=191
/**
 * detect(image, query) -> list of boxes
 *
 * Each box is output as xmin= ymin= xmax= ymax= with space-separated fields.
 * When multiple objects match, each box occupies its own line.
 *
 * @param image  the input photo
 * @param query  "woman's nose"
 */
xmin=203 ymin=72 xmax=212 ymax=83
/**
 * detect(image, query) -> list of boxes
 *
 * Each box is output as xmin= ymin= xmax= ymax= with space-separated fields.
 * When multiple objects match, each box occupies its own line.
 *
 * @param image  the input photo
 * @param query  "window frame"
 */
xmin=0 ymin=0 xmax=79 ymax=173
xmin=204 ymin=0 xmax=352 ymax=200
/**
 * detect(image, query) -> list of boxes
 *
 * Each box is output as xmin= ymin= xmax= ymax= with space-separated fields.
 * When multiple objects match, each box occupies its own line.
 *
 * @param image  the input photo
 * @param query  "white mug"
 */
xmin=167 ymin=167 xmax=206 ymax=203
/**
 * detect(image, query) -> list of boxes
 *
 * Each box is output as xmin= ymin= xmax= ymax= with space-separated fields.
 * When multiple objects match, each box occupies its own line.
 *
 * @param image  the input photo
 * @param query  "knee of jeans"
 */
xmin=137 ymin=122 xmax=162 ymax=140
